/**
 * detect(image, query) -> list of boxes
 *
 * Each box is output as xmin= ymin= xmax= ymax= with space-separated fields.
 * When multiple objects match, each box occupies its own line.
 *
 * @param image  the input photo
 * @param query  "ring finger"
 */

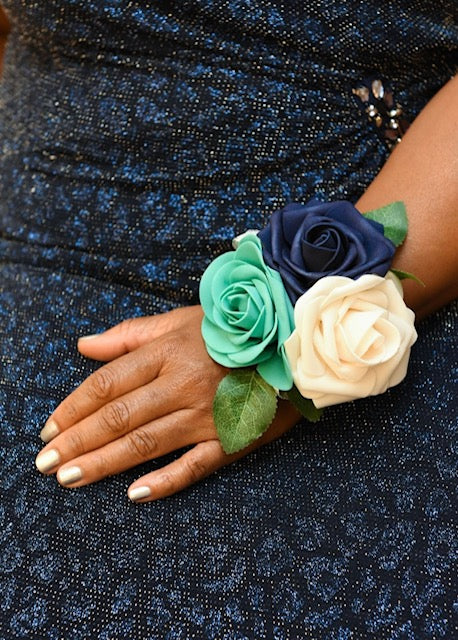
xmin=54 ymin=409 xmax=211 ymax=488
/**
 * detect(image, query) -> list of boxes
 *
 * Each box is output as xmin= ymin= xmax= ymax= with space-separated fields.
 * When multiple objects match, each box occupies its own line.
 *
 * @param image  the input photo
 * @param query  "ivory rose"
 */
xmin=284 ymin=273 xmax=417 ymax=408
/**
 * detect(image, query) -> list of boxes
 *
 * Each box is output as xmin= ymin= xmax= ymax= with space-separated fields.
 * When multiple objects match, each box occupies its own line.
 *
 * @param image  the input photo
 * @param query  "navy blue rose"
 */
xmin=258 ymin=199 xmax=396 ymax=303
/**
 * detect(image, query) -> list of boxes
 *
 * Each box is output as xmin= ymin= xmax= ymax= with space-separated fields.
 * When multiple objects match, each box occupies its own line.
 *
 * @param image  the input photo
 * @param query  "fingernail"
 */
xmin=57 ymin=466 xmax=82 ymax=486
xmin=35 ymin=448 xmax=61 ymax=473
xmin=40 ymin=419 xmax=59 ymax=443
xmin=128 ymin=486 xmax=151 ymax=502
xmin=78 ymin=334 xmax=99 ymax=341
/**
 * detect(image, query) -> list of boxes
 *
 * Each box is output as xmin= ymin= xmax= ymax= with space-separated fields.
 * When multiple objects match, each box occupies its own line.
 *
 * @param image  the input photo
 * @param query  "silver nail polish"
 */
xmin=57 ymin=466 xmax=82 ymax=486
xmin=35 ymin=448 xmax=61 ymax=473
xmin=128 ymin=486 xmax=151 ymax=502
xmin=40 ymin=419 xmax=59 ymax=443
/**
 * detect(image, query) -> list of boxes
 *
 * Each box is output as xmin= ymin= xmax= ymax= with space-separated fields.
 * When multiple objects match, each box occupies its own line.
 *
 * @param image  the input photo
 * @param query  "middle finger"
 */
xmin=35 ymin=373 xmax=187 ymax=473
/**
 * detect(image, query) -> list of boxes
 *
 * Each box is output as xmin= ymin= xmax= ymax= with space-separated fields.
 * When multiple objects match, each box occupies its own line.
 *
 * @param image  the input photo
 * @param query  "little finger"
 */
xmin=127 ymin=439 xmax=231 ymax=502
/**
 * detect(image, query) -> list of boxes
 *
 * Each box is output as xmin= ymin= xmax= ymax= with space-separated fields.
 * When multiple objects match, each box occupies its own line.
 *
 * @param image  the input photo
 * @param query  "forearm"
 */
xmin=0 ymin=6 xmax=10 ymax=77
xmin=356 ymin=75 xmax=458 ymax=319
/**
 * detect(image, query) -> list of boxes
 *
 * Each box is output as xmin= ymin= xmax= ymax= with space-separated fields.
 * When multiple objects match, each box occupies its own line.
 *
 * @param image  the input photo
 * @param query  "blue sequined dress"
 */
xmin=0 ymin=1 xmax=457 ymax=638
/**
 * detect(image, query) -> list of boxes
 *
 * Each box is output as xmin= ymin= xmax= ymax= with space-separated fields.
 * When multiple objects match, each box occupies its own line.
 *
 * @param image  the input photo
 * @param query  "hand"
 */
xmin=35 ymin=306 xmax=300 ymax=502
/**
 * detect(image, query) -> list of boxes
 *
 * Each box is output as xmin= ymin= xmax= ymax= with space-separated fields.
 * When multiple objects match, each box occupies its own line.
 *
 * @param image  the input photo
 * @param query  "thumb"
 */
xmin=77 ymin=306 xmax=203 ymax=361
xmin=77 ymin=316 xmax=158 ymax=361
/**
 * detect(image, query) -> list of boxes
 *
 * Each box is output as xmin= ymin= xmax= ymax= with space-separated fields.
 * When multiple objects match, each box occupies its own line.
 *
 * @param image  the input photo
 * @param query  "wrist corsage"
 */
xmin=199 ymin=198 xmax=419 ymax=454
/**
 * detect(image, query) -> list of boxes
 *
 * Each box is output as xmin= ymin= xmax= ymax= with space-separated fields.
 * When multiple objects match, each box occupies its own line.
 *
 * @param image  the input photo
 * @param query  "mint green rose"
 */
xmin=199 ymin=235 xmax=294 ymax=390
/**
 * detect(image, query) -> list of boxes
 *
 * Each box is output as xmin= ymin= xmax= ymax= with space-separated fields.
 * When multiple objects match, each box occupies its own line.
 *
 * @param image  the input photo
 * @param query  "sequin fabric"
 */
xmin=0 ymin=1 xmax=457 ymax=638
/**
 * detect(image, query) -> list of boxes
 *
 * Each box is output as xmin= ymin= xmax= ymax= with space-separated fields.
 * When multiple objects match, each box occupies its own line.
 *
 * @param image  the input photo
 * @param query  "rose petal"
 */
xmin=338 ymin=309 xmax=401 ymax=364
xmin=285 ymin=274 xmax=417 ymax=407
xmin=200 ymin=235 xmax=295 ymax=390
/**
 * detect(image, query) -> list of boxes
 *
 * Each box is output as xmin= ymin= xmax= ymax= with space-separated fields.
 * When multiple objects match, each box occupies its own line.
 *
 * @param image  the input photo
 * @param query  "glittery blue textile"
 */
xmin=0 ymin=1 xmax=457 ymax=638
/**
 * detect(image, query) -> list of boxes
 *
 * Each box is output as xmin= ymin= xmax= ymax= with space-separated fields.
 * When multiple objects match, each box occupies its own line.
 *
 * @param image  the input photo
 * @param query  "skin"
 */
xmin=1 ymin=7 xmax=457 ymax=502
xmin=356 ymin=74 xmax=458 ymax=318
xmin=37 ymin=307 xmax=301 ymax=501
xmin=0 ymin=6 xmax=9 ymax=74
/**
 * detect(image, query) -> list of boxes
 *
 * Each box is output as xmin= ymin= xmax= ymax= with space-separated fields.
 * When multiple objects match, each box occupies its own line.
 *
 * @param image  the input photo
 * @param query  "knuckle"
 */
xmin=88 ymin=368 xmax=116 ymax=401
xmin=158 ymin=472 xmax=176 ymax=494
xmin=119 ymin=317 xmax=136 ymax=337
xmin=99 ymin=400 xmax=130 ymax=435
xmin=93 ymin=453 xmax=110 ymax=478
xmin=184 ymin=454 xmax=207 ymax=483
xmin=62 ymin=400 xmax=79 ymax=423
xmin=160 ymin=337 xmax=180 ymax=361
xmin=127 ymin=429 xmax=159 ymax=459
xmin=119 ymin=317 xmax=144 ymax=349
xmin=189 ymin=368 xmax=207 ymax=391
xmin=65 ymin=428 xmax=85 ymax=455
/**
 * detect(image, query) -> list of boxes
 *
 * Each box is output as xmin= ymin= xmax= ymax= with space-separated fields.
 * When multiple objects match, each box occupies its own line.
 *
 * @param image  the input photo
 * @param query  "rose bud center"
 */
xmin=302 ymin=224 xmax=348 ymax=271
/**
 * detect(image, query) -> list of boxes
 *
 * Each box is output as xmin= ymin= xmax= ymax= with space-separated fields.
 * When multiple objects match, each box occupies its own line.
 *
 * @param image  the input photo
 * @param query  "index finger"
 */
xmin=40 ymin=340 xmax=163 ymax=442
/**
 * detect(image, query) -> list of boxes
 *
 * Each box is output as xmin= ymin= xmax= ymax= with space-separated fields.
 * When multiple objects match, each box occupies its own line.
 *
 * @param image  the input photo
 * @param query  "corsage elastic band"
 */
xmin=199 ymin=198 xmax=419 ymax=454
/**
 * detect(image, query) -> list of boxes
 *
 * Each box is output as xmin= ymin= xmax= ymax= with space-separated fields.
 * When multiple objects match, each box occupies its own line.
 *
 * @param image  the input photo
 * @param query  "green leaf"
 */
xmin=390 ymin=268 xmax=425 ymax=286
xmin=286 ymin=386 xmax=324 ymax=422
xmin=213 ymin=369 xmax=277 ymax=454
xmin=364 ymin=201 xmax=408 ymax=247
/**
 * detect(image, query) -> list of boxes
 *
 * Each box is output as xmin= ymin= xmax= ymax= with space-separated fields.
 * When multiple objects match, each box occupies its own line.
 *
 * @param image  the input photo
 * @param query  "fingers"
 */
xmin=41 ymin=341 xmax=166 ymax=442
xmin=37 ymin=304 xmax=300 ymax=504
xmin=37 ymin=374 xmax=190 ymax=470
xmin=51 ymin=410 xmax=214 ymax=488
xmin=127 ymin=400 xmax=302 ymax=503
xmin=77 ymin=317 xmax=160 ymax=362
xmin=39 ymin=400 xmax=299 ymax=502
xmin=127 ymin=439 xmax=230 ymax=502
xmin=77 ymin=306 xmax=203 ymax=361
